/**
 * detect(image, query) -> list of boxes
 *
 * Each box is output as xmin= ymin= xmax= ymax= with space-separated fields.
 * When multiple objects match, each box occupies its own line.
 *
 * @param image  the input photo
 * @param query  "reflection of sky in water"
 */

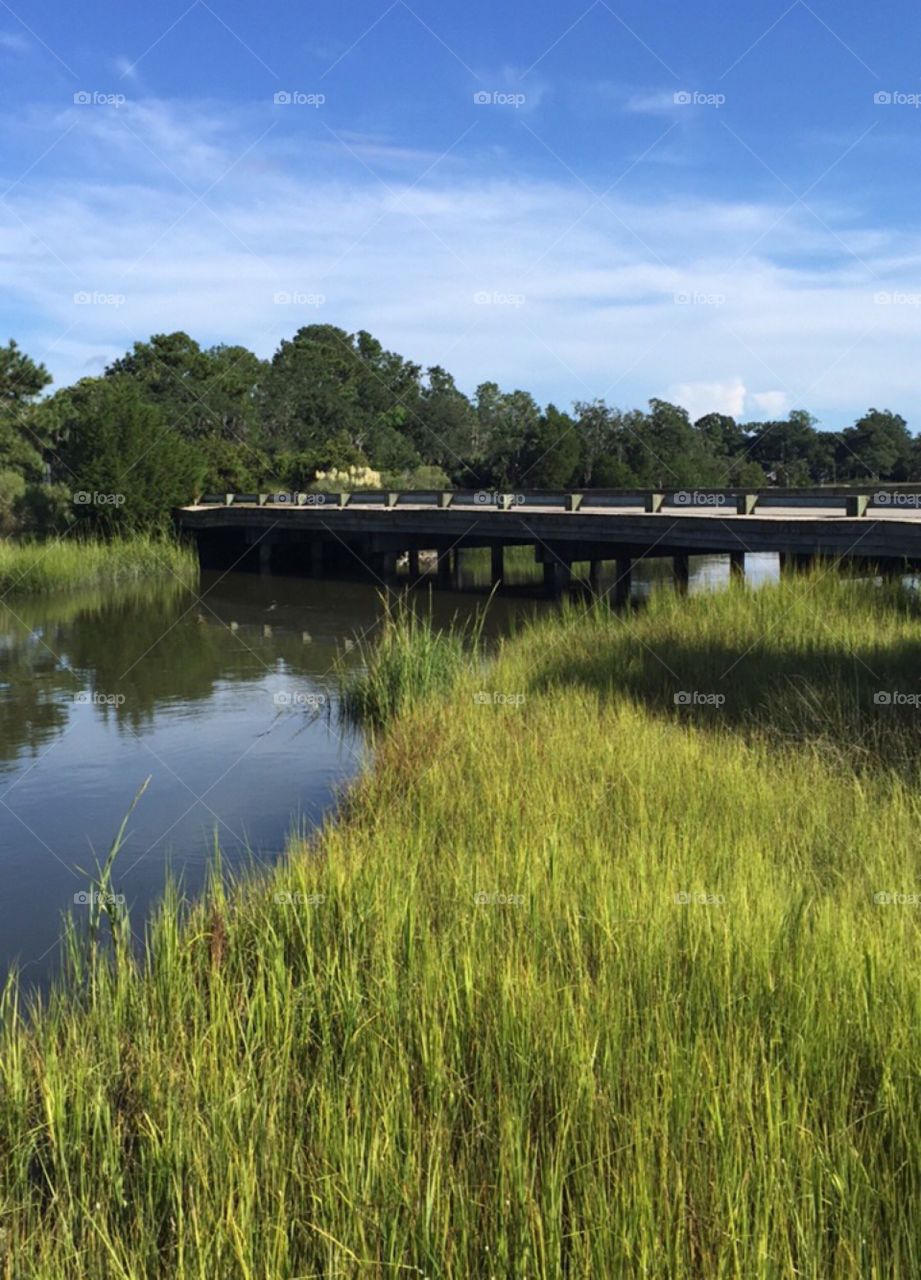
xmin=0 ymin=573 xmax=374 ymax=986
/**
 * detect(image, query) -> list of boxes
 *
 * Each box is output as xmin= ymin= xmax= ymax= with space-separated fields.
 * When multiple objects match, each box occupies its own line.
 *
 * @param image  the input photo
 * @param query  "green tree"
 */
xmin=475 ymin=385 xmax=542 ymax=487
xmin=516 ymin=404 xmax=580 ymax=488
xmin=409 ymin=367 xmax=478 ymax=475
xmin=107 ymin=333 xmax=268 ymax=446
xmin=572 ymin=400 xmax=617 ymax=486
xmin=744 ymin=410 xmax=828 ymax=485
xmin=694 ymin=412 xmax=745 ymax=461
xmin=837 ymin=409 xmax=913 ymax=482
xmin=621 ymin=400 xmax=725 ymax=489
xmin=59 ymin=378 xmax=204 ymax=532
xmin=262 ymin=326 xmax=420 ymax=463
xmin=0 ymin=339 xmax=53 ymax=480
xmin=197 ymin=438 xmax=271 ymax=493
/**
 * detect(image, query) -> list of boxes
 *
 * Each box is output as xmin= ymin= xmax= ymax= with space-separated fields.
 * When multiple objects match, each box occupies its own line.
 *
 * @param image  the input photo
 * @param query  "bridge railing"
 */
xmin=193 ymin=489 xmax=919 ymax=516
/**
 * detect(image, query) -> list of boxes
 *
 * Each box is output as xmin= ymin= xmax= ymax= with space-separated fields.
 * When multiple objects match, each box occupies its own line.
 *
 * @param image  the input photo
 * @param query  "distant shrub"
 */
xmin=379 ymin=464 xmax=452 ymax=490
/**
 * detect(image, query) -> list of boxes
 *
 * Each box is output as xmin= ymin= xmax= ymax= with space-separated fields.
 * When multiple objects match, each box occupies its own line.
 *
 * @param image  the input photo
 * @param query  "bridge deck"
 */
xmin=181 ymin=501 xmax=921 ymax=521
xmin=176 ymin=494 xmax=921 ymax=571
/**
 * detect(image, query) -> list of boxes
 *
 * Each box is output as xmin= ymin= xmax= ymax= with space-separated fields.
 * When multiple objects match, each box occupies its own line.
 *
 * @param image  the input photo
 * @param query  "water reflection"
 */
xmin=0 ymin=554 xmax=778 ymax=986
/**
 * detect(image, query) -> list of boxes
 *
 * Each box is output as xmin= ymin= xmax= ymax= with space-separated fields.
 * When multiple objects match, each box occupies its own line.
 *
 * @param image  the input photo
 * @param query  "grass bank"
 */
xmin=2 ymin=573 xmax=921 ymax=1276
xmin=0 ymin=534 xmax=198 ymax=598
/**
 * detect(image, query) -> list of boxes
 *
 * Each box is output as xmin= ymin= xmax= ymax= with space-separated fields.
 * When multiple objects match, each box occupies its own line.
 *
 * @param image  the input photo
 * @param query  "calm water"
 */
xmin=0 ymin=554 xmax=780 ymax=986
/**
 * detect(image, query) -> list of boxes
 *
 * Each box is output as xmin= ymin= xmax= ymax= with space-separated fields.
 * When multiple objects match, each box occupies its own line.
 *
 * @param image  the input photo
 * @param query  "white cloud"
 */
xmin=0 ymin=98 xmax=918 ymax=428
xmin=0 ymin=32 xmax=28 ymax=54
xmin=666 ymin=379 xmax=747 ymax=421
xmin=747 ymin=391 xmax=790 ymax=418
xmin=663 ymin=382 xmax=794 ymax=422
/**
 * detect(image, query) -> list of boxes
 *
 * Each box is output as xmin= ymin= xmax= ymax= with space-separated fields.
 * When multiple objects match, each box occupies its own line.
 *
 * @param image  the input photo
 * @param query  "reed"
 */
xmin=336 ymin=589 xmax=488 ymax=729
xmin=0 ymin=534 xmax=198 ymax=598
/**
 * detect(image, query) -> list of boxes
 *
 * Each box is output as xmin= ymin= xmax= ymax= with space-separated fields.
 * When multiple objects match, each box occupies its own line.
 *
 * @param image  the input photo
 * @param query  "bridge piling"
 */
xmin=613 ymin=557 xmax=632 ymax=607
xmin=258 ymin=536 xmax=274 ymax=574
xmin=780 ymin=552 xmax=814 ymax=575
xmin=543 ymin=558 xmax=571 ymax=597
xmin=491 ymin=544 xmax=504 ymax=585
xmin=673 ymin=554 xmax=690 ymax=594
xmin=729 ymin=550 xmax=745 ymax=580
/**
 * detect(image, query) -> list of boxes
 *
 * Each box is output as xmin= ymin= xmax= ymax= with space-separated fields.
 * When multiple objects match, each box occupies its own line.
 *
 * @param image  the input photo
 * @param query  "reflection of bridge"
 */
xmin=176 ymin=488 xmax=921 ymax=598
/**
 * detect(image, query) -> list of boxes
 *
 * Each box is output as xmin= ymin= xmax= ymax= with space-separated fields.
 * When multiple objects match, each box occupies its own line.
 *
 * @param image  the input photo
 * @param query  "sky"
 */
xmin=1 ymin=0 xmax=920 ymax=427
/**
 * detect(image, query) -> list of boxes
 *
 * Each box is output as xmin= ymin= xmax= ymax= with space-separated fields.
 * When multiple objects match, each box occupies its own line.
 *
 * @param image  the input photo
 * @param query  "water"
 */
xmin=0 ymin=554 xmax=780 ymax=986
xmin=457 ymin=547 xmax=781 ymax=594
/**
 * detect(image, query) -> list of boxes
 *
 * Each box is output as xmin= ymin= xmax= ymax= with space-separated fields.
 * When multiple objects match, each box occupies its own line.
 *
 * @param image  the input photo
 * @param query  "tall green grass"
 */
xmin=2 ymin=573 xmax=921 ymax=1276
xmin=336 ymin=590 xmax=488 ymax=730
xmin=0 ymin=534 xmax=198 ymax=598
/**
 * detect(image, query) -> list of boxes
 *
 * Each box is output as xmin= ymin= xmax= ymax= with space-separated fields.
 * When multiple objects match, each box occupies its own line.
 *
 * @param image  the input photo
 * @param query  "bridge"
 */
xmin=175 ymin=488 xmax=921 ymax=598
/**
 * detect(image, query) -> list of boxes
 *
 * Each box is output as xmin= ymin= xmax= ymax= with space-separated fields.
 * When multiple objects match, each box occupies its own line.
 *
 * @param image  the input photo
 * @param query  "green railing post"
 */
xmin=566 ymin=494 xmax=584 ymax=512
xmin=845 ymin=495 xmax=869 ymax=517
xmin=736 ymin=494 xmax=757 ymax=515
xmin=645 ymin=493 xmax=664 ymax=513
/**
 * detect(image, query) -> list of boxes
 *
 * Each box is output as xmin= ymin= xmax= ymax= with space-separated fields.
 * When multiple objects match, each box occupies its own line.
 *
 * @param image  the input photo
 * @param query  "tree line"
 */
xmin=1 ymin=324 xmax=918 ymax=533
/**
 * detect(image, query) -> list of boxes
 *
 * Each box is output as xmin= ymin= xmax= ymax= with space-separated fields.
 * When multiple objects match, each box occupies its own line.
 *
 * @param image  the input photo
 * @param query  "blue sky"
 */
xmin=2 ymin=0 xmax=920 ymax=426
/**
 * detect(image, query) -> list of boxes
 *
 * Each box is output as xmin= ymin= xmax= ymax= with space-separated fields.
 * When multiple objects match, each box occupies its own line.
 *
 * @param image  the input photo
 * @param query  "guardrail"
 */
xmin=193 ymin=490 xmax=917 ymax=516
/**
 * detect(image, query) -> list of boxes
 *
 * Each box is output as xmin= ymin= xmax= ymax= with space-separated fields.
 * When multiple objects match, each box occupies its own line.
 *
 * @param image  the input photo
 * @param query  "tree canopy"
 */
xmin=3 ymin=325 xmax=921 ymax=536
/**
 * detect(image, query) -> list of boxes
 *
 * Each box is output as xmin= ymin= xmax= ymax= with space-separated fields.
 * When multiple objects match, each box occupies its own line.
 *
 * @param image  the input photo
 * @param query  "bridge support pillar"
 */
xmin=543 ymin=558 xmax=571 ymax=597
xmin=613 ymin=557 xmax=632 ymax=607
xmin=258 ymin=535 xmax=274 ymax=574
xmin=408 ymin=549 xmax=420 ymax=579
xmin=780 ymin=552 xmax=813 ymax=575
xmin=729 ymin=550 xmax=745 ymax=581
xmin=367 ymin=551 xmax=398 ymax=585
xmin=491 ymin=544 xmax=504 ymax=586
xmin=437 ymin=550 xmax=452 ymax=588
xmin=673 ymin=554 xmax=690 ymax=595
xmin=589 ymin=559 xmax=602 ymax=591
xmin=309 ymin=540 xmax=324 ymax=576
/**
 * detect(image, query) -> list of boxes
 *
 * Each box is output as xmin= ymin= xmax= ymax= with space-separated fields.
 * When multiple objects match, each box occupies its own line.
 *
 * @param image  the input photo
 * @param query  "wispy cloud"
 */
xmin=0 ymin=97 xmax=917 ymax=426
xmin=113 ymin=54 xmax=139 ymax=81
xmin=626 ymin=89 xmax=682 ymax=116
xmin=0 ymin=32 xmax=28 ymax=54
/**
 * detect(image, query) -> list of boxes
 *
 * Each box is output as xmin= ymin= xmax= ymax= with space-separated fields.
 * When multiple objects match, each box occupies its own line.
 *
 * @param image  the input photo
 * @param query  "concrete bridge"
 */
xmin=175 ymin=488 xmax=921 ymax=598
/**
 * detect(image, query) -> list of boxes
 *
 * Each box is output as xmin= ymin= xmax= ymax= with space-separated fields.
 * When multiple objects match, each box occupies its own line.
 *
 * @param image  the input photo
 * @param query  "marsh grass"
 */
xmin=0 ymin=534 xmax=198 ymax=597
xmin=1 ymin=573 xmax=921 ymax=1276
xmin=531 ymin=567 xmax=921 ymax=770
xmin=336 ymin=589 xmax=490 ymax=730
